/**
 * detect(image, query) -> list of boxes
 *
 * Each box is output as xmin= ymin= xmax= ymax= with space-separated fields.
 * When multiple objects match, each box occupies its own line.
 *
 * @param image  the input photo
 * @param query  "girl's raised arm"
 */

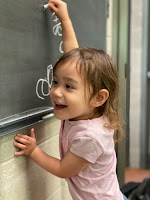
xmin=48 ymin=0 xmax=79 ymax=54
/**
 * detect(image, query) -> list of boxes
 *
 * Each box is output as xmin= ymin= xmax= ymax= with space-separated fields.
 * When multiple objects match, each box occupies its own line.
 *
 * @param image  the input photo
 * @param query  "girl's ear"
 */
xmin=91 ymin=89 xmax=109 ymax=107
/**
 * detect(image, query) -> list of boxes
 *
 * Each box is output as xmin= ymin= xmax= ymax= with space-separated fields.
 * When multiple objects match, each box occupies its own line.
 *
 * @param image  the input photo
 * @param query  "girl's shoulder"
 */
xmin=67 ymin=115 xmax=109 ymax=127
xmin=68 ymin=116 xmax=115 ymax=162
xmin=66 ymin=115 xmax=114 ymax=144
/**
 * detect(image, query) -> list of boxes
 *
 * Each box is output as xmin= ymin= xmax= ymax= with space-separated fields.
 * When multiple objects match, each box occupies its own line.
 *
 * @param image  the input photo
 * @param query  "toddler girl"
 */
xmin=14 ymin=1 xmax=127 ymax=199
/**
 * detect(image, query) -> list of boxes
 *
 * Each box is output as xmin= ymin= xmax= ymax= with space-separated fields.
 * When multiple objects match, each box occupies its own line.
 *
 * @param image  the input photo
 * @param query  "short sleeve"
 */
xmin=70 ymin=136 xmax=103 ymax=163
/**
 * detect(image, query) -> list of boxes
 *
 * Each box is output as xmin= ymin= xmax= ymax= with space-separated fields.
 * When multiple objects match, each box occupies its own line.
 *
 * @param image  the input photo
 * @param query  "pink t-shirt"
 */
xmin=59 ymin=115 xmax=123 ymax=200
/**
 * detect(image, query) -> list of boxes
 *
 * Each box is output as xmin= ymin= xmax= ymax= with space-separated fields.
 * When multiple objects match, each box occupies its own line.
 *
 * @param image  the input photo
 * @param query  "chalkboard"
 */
xmin=0 ymin=0 xmax=107 ymax=136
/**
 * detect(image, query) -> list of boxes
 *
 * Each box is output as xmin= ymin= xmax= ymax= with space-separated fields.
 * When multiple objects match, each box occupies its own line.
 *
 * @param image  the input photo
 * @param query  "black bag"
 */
xmin=121 ymin=178 xmax=150 ymax=200
xmin=130 ymin=178 xmax=150 ymax=200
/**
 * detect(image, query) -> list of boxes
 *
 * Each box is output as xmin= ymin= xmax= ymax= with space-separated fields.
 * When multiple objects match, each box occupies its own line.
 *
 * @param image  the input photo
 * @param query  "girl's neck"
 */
xmin=69 ymin=110 xmax=102 ymax=121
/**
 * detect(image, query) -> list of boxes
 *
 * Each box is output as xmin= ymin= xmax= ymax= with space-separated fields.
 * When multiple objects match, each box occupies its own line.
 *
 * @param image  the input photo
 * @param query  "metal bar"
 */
xmin=0 ymin=107 xmax=54 ymax=137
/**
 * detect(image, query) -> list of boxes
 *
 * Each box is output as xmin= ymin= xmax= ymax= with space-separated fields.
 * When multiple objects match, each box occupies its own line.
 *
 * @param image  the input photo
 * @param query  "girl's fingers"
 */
xmin=49 ymin=0 xmax=60 ymax=6
xmin=14 ymin=135 xmax=29 ymax=145
xmin=14 ymin=130 xmax=36 ymax=156
xmin=14 ymin=142 xmax=27 ymax=150
xmin=16 ymin=134 xmax=29 ymax=139
xmin=14 ymin=150 xmax=25 ymax=156
xmin=30 ymin=128 xmax=35 ymax=139
xmin=48 ymin=3 xmax=58 ymax=12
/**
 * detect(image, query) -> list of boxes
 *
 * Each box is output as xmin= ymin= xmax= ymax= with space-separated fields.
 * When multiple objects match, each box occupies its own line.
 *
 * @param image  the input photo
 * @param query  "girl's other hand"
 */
xmin=14 ymin=128 xmax=37 ymax=156
xmin=48 ymin=0 xmax=69 ymax=23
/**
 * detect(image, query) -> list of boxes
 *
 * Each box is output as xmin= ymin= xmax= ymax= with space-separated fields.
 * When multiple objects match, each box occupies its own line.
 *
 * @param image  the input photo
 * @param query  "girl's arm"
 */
xmin=48 ymin=0 xmax=79 ymax=53
xmin=30 ymin=147 xmax=89 ymax=178
xmin=14 ymin=129 xmax=89 ymax=178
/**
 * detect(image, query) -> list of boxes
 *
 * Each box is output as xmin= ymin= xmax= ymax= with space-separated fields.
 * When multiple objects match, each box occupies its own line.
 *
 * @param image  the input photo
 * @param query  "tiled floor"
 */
xmin=125 ymin=168 xmax=150 ymax=184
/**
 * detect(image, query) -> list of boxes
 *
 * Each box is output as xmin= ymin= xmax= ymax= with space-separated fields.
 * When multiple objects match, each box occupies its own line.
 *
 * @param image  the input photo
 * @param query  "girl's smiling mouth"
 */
xmin=55 ymin=103 xmax=67 ymax=110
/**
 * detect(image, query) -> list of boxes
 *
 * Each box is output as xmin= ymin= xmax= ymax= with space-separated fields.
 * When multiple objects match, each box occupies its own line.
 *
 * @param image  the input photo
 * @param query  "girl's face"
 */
xmin=50 ymin=62 xmax=96 ymax=121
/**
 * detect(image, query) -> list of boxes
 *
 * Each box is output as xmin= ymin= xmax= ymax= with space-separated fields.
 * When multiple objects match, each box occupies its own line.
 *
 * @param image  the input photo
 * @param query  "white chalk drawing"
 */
xmin=36 ymin=13 xmax=64 ymax=100
xmin=52 ymin=13 xmax=64 ymax=54
xmin=53 ymin=22 xmax=62 ymax=36
xmin=59 ymin=41 xmax=63 ymax=54
xmin=36 ymin=64 xmax=53 ymax=100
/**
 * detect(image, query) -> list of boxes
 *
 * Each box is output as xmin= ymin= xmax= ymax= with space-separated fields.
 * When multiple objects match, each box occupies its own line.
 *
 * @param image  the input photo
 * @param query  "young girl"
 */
xmin=14 ymin=1 xmax=127 ymax=199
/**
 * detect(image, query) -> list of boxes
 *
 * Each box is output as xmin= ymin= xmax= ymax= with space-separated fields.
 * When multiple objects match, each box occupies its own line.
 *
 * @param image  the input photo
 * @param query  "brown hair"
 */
xmin=54 ymin=47 xmax=124 ymax=142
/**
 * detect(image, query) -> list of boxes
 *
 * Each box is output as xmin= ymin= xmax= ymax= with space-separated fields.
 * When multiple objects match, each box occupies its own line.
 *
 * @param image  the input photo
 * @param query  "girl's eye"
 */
xmin=52 ymin=80 xmax=57 ymax=85
xmin=66 ymin=85 xmax=73 ymax=89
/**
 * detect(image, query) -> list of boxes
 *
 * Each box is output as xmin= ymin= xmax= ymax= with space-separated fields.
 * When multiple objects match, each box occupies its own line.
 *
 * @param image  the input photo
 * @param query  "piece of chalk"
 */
xmin=43 ymin=4 xmax=49 ymax=10
xmin=42 ymin=113 xmax=54 ymax=120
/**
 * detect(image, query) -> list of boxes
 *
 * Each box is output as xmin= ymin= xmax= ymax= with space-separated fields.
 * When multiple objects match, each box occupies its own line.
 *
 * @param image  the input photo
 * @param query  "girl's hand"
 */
xmin=14 ymin=128 xmax=37 ymax=156
xmin=48 ymin=0 xmax=69 ymax=23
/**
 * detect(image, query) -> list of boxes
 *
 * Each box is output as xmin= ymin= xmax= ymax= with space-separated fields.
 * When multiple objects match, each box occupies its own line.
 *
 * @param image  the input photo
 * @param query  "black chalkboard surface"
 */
xmin=0 ymin=0 xmax=107 ymax=136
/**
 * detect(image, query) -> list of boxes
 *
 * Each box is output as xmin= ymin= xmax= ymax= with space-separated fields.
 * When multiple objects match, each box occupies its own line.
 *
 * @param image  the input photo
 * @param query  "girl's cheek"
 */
xmin=50 ymin=91 xmax=53 ymax=100
xmin=50 ymin=87 xmax=54 ymax=95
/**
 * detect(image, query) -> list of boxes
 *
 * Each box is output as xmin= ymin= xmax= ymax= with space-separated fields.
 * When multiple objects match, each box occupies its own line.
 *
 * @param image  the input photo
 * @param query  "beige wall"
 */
xmin=0 ymin=117 xmax=72 ymax=200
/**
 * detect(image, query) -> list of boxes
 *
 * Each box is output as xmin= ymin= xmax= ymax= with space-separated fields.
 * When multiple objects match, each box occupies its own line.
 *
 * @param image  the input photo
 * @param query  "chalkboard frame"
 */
xmin=0 ymin=107 xmax=54 ymax=137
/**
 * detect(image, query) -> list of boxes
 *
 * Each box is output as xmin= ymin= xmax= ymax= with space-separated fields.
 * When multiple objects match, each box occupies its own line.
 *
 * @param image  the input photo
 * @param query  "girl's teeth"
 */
xmin=55 ymin=103 xmax=67 ymax=108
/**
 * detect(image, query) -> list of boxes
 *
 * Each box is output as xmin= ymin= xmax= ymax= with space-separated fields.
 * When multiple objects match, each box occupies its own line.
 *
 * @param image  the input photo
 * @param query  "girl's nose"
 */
xmin=53 ymin=87 xmax=63 ymax=98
